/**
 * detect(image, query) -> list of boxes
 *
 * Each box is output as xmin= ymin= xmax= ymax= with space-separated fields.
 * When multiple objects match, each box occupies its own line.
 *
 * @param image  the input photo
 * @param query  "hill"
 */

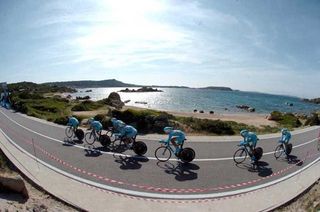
xmin=43 ymin=79 xmax=139 ymax=88
xmin=200 ymin=86 xmax=233 ymax=91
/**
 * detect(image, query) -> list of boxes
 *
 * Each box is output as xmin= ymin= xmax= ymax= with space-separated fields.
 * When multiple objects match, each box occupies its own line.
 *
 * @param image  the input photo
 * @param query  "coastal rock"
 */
xmin=119 ymin=87 xmax=163 ymax=93
xmin=105 ymin=92 xmax=124 ymax=109
xmin=0 ymin=174 xmax=29 ymax=198
xmin=193 ymin=109 xmax=198 ymax=113
xmin=199 ymin=110 xmax=204 ymax=113
xmin=209 ymin=111 xmax=214 ymax=114
xmin=76 ymin=96 xmax=90 ymax=100
xmin=248 ymin=107 xmax=255 ymax=112
xmin=236 ymin=105 xmax=255 ymax=112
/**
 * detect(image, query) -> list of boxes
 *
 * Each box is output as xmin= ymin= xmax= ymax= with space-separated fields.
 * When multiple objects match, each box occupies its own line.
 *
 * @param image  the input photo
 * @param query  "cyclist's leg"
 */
xmin=249 ymin=145 xmax=256 ymax=161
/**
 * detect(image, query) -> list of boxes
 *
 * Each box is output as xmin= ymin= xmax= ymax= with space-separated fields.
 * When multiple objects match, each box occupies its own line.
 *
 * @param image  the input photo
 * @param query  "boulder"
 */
xmin=209 ymin=111 xmax=214 ymax=114
xmin=105 ymin=92 xmax=124 ymax=109
xmin=0 ymin=174 xmax=29 ymax=198
xmin=248 ymin=107 xmax=255 ymax=112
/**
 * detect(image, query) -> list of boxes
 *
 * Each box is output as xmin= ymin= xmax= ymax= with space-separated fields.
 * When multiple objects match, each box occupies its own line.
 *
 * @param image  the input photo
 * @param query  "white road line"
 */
xmin=0 ymin=110 xmax=318 ymax=162
xmin=1 ymin=128 xmax=319 ymax=200
xmin=2 ymin=108 xmax=319 ymax=143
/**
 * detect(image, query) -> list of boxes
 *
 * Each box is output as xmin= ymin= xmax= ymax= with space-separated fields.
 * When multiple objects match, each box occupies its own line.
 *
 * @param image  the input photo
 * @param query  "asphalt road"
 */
xmin=0 ymin=107 xmax=319 ymax=199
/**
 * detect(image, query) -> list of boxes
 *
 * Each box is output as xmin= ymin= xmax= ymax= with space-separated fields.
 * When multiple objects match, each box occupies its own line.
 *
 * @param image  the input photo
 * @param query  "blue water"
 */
xmin=68 ymin=87 xmax=320 ymax=114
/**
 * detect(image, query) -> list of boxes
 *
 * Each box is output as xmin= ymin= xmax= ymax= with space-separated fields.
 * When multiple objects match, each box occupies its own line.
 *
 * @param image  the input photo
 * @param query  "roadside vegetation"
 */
xmin=4 ymin=82 xmax=320 ymax=136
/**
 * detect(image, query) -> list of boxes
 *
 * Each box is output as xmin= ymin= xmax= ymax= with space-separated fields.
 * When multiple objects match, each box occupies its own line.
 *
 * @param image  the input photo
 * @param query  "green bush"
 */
xmin=71 ymin=100 xmax=104 ymax=111
xmin=268 ymin=111 xmax=302 ymax=129
xmin=305 ymin=113 xmax=320 ymax=126
xmin=279 ymin=113 xmax=302 ymax=128
xmin=269 ymin=111 xmax=283 ymax=121
xmin=177 ymin=117 xmax=235 ymax=135
xmin=54 ymin=116 xmax=68 ymax=125
xmin=111 ymin=109 xmax=173 ymax=134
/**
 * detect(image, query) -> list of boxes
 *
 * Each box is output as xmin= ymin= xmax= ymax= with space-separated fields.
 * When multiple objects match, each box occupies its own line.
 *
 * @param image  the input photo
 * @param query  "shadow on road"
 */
xmin=62 ymin=137 xmax=84 ymax=147
xmin=287 ymin=155 xmax=303 ymax=166
xmin=114 ymin=155 xmax=149 ymax=170
xmin=276 ymin=154 xmax=303 ymax=166
xmin=156 ymin=161 xmax=199 ymax=181
xmin=83 ymin=144 xmax=102 ymax=157
xmin=236 ymin=161 xmax=273 ymax=177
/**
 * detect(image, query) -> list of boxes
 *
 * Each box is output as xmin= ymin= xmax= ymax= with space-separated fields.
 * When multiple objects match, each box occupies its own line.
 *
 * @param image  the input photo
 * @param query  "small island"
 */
xmin=119 ymin=87 xmax=163 ymax=93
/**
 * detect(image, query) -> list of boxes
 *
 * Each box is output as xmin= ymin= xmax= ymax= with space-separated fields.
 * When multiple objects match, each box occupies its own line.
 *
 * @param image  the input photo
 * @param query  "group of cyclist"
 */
xmin=67 ymin=116 xmax=186 ymax=154
xmin=239 ymin=128 xmax=292 ymax=162
xmin=67 ymin=115 xmax=293 ymax=162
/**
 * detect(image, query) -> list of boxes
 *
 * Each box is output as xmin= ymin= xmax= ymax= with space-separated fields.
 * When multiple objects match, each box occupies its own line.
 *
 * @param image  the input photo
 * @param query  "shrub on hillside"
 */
xmin=305 ymin=113 xmax=320 ymax=126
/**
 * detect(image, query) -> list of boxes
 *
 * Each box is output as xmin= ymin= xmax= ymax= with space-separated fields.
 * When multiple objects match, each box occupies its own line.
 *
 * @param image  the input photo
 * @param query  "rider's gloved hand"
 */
xmin=160 ymin=140 xmax=167 ymax=144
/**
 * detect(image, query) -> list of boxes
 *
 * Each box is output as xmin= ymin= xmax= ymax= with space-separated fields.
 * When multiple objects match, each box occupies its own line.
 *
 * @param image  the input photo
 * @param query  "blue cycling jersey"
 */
xmin=67 ymin=117 xmax=79 ymax=128
xmin=90 ymin=121 xmax=103 ymax=132
xmin=280 ymin=131 xmax=291 ymax=144
xmin=119 ymin=125 xmax=137 ymax=138
xmin=111 ymin=119 xmax=125 ymax=132
xmin=165 ymin=130 xmax=186 ymax=145
xmin=242 ymin=132 xmax=258 ymax=148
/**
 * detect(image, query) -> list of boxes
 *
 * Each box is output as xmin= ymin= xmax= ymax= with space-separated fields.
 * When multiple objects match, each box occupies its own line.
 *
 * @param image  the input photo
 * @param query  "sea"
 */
xmin=67 ymin=87 xmax=320 ymax=115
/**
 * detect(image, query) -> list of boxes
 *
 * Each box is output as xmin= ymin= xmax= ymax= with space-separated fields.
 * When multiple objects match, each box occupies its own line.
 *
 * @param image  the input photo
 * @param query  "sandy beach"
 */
xmin=71 ymin=105 xmax=276 ymax=127
xmin=123 ymin=106 xmax=277 ymax=127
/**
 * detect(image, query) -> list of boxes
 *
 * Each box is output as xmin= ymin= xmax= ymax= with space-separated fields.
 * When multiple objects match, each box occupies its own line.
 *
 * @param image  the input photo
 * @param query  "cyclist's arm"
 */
xmin=165 ymin=134 xmax=173 ymax=144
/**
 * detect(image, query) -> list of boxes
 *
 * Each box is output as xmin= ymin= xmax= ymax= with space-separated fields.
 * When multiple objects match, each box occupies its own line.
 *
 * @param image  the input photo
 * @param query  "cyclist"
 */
xmin=240 ymin=129 xmax=259 ymax=161
xmin=163 ymin=127 xmax=186 ymax=156
xmin=111 ymin=118 xmax=126 ymax=133
xmin=67 ymin=116 xmax=79 ymax=130
xmin=279 ymin=128 xmax=292 ymax=156
xmin=280 ymin=128 xmax=291 ymax=144
xmin=116 ymin=125 xmax=138 ymax=148
xmin=87 ymin=118 xmax=103 ymax=135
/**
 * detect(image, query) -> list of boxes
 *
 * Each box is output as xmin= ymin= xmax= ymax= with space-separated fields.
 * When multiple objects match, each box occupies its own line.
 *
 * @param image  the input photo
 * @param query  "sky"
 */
xmin=0 ymin=0 xmax=319 ymax=98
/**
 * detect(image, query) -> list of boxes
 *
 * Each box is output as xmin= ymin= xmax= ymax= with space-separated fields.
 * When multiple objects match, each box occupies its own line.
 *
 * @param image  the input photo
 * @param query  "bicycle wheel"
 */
xmin=180 ymin=148 xmax=195 ymax=163
xmin=85 ymin=132 xmax=96 ymax=145
xmin=274 ymin=145 xmax=284 ymax=159
xmin=155 ymin=146 xmax=171 ymax=162
xmin=133 ymin=141 xmax=147 ymax=156
xmin=233 ymin=148 xmax=247 ymax=164
xmin=75 ymin=129 xmax=84 ymax=141
xmin=99 ymin=135 xmax=111 ymax=147
xmin=65 ymin=126 xmax=74 ymax=138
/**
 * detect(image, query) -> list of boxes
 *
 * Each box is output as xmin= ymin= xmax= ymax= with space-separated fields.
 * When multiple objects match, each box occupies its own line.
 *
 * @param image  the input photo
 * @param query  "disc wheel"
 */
xmin=75 ymin=129 xmax=84 ymax=141
xmin=133 ymin=141 xmax=147 ymax=156
xmin=180 ymin=147 xmax=195 ymax=163
xmin=155 ymin=146 xmax=171 ymax=162
xmin=99 ymin=135 xmax=111 ymax=147
xmin=233 ymin=148 xmax=247 ymax=164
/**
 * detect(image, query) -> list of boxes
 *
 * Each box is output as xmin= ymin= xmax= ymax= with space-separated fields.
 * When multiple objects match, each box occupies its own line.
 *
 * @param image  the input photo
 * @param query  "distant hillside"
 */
xmin=150 ymin=85 xmax=190 ymax=89
xmin=6 ymin=81 xmax=76 ymax=93
xmin=303 ymin=98 xmax=320 ymax=104
xmin=200 ymin=86 xmax=233 ymax=91
xmin=43 ymin=79 xmax=140 ymax=88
